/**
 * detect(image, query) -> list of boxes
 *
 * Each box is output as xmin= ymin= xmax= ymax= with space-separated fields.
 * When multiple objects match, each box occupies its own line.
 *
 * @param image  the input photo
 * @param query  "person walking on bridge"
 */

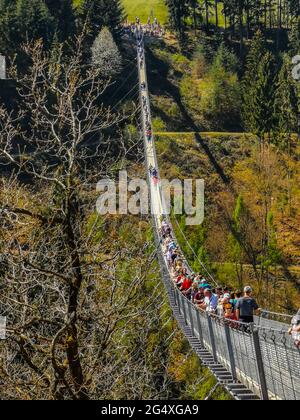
xmin=200 ymin=288 xmax=218 ymax=313
xmin=288 ymin=309 xmax=300 ymax=348
xmin=235 ymin=286 xmax=261 ymax=324
xmin=146 ymin=128 xmax=152 ymax=142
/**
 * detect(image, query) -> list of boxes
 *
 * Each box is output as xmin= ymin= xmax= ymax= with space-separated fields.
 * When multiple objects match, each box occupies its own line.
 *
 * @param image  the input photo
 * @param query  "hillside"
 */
xmin=144 ymin=34 xmax=300 ymax=313
xmin=73 ymin=0 xmax=168 ymax=23
xmin=155 ymin=133 xmax=300 ymax=312
xmin=123 ymin=0 xmax=168 ymax=23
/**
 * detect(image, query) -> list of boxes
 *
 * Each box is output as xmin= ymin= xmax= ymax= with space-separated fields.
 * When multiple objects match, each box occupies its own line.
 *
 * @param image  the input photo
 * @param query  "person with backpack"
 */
xmin=150 ymin=167 xmax=159 ymax=185
xmin=146 ymin=128 xmax=152 ymax=142
xmin=235 ymin=286 xmax=260 ymax=324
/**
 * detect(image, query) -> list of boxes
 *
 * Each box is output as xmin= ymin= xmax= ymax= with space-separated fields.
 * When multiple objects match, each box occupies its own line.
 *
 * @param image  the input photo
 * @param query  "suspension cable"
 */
xmin=172 ymin=214 xmax=218 ymax=286
xmin=109 ymin=61 xmax=138 ymax=102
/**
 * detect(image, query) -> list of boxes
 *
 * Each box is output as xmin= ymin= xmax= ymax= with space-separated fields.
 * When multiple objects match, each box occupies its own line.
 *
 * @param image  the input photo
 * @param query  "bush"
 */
xmin=152 ymin=117 xmax=167 ymax=132
xmin=180 ymin=45 xmax=242 ymax=130
xmin=171 ymin=53 xmax=191 ymax=73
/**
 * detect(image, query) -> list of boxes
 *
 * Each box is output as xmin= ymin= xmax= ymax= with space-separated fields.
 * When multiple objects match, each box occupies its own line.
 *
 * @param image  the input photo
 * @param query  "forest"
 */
xmin=0 ymin=0 xmax=299 ymax=401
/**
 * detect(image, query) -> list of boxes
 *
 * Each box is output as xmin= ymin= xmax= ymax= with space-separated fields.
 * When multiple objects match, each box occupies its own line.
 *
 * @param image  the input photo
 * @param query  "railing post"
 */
xmin=206 ymin=312 xmax=217 ymax=362
xmin=224 ymin=321 xmax=237 ymax=381
xmin=196 ymin=309 xmax=204 ymax=347
xmin=173 ymin=286 xmax=178 ymax=307
xmin=252 ymin=327 xmax=269 ymax=400
xmin=177 ymin=290 xmax=183 ymax=316
xmin=181 ymin=295 xmax=188 ymax=325
xmin=188 ymin=301 xmax=194 ymax=336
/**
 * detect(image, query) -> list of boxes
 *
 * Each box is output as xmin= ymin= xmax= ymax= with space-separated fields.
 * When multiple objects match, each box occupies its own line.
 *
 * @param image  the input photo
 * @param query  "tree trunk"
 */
xmin=278 ymin=0 xmax=282 ymax=28
xmin=215 ymin=0 xmax=219 ymax=28
xmin=64 ymin=193 xmax=88 ymax=400
xmin=193 ymin=5 xmax=197 ymax=34
xmin=205 ymin=0 xmax=209 ymax=29
xmin=276 ymin=0 xmax=282 ymax=50
xmin=264 ymin=0 xmax=267 ymax=28
xmin=246 ymin=4 xmax=250 ymax=39
xmin=239 ymin=7 xmax=244 ymax=55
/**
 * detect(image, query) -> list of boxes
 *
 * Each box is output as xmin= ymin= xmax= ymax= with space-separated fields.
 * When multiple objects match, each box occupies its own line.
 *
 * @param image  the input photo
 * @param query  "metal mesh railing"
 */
xmin=163 ymin=272 xmax=300 ymax=400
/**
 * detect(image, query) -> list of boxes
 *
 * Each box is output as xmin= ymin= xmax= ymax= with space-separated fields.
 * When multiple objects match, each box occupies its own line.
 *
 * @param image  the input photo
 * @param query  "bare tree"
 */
xmin=0 ymin=38 xmax=176 ymax=400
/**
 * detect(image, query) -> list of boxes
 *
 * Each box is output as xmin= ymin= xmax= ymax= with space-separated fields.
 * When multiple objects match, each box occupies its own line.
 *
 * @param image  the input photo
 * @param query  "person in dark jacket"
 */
xmin=235 ymin=286 xmax=261 ymax=324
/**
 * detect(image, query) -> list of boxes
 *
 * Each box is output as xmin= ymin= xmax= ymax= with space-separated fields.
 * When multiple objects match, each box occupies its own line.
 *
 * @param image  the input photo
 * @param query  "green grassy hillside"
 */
xmin=73 ymin=0 xmax=168 ymax=24
xmin=122 ymin=0 xmax=168 ymax=23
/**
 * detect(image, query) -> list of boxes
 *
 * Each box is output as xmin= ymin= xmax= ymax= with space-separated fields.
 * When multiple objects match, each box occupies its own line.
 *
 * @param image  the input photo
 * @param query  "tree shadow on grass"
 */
xmin=146 ymin=46 xmax=231 ymax=187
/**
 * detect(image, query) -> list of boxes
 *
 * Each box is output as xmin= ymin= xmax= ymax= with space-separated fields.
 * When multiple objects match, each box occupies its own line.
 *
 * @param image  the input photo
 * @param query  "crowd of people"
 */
xmin=137 ymin=34 xmax=159 ymax=186
xmin=141 ymin=92 xmax=152 ymax=141
xmin=160 ymin=219 xmax=300 ymax=347
xmin=161 ymin=219 xmax=261 ymax=324
xmin=123 ymin=16 xmax=166 ymax=39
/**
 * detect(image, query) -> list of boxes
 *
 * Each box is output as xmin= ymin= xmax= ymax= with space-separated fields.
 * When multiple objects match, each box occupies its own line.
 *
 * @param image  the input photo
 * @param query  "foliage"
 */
xmin=263 ymin=211 xmax=282 ymax=269
xmin=243 ymin=50 xmax=276 ymax=141
xmin=77 ymin=0 xmax=124 ymax=42
xmin=227 ymin=194 xmax=246 ymax=286
xmin=45 ymin=0 xmax=75 ymax=41
xmin=0 ymin=0 xmax=54 ymax=56
xmin=242 ymin=30 xmax=267 ymax=133
xmin=91 ymin=26 xmax=122 ymax=77
xmin=180 ymin=43 xmax=242 ymax=130
xmin=165 ymin=0 xmax=189 ymax=38
xmin=288 ymin=17 xmax=300 ymax=56
xmin=274 ymin=53 xmax=298 ymax=149
xmin=152 ymin=117 xmax=167 ymax=132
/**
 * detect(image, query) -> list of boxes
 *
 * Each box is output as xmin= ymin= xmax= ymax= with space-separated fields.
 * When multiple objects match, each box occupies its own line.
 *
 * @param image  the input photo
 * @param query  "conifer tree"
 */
xmin=213 ymin=42 xmax=240 ymax=73
xmin=77 ymin=0 xmax=124 ymax=42
xmin=274 ymin=54 xmax=298 ymax=215
xmin=91 ymin=26 xmax=122 ymax=78
xmin=187 ymin=0 xmax=202 ymax=31
xmin=165 ymin=0 xmax=189 ymax=38
xmin=249 ymin=51 xmax=276 ymax=143
xmin=242 ymin=30 xmax=267 ymax=133
xmin=287 ymin=0 xmax=300 ymax=22
xmin=288 ymin=16 xmax=300 ymax=56
xmin=274 ymin=54 xmax=298 ymax=149
xmin=0 ymin=0 xmax=54 ymax=56
xmin=45 ymin=0 xmax=75 ymax=41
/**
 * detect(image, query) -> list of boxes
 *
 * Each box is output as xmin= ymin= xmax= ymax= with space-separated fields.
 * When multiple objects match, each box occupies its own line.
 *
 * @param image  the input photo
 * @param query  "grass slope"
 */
xmin=122 ymin=0 xmax=168 ymax=24
xmin=73 ymin=0 xmax=168 ymax=24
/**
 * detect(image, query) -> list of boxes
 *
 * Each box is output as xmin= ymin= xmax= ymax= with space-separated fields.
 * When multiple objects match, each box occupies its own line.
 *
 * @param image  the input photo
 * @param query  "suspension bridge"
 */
xmin=136 ymin=35 xmax=300 ymax=400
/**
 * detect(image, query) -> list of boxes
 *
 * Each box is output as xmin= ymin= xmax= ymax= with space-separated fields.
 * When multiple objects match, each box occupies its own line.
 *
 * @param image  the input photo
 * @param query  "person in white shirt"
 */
xmin=200 ymin=289 xmax=218 ymax=313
